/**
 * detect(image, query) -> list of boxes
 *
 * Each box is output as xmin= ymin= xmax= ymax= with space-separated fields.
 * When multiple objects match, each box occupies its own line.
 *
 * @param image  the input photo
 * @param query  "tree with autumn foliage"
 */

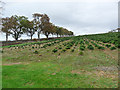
xmin=40 ymin=14 xmax=53 ymax=39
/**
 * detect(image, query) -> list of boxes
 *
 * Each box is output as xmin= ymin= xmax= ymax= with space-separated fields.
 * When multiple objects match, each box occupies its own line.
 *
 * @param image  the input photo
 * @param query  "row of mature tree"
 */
xmin=1 ymin=13 xmax=74 ymax=41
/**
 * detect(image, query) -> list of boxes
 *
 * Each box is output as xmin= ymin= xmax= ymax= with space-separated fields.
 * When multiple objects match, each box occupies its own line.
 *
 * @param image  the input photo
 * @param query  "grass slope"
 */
xmin=2 ymin=37 xmax=118 ymax=88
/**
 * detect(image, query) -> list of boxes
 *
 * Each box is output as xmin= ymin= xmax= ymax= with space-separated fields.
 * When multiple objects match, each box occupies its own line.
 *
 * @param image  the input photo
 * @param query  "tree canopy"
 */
xmin=1 ymin=13 xmax=74 ymax=41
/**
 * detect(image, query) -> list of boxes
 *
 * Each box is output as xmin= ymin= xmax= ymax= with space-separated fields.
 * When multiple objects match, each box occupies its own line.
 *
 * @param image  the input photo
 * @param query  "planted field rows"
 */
xmin=2 ymin=32 xmax=119 ymax=88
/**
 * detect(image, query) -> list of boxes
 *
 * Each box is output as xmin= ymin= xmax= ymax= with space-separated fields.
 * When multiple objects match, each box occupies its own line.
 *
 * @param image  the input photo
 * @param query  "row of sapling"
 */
xmin=87 ymin=45 xmax=94 ymax=50
xmin=81 ymin=32 xmax=119 ymax=49
xmin=5 ymin=37 xmax=56 ymax=50
xmin=1 ymin=13 xmax=74 ymax=41
xmin=79 ymin=40 xmax=86 ymax=51
xmin=42 ymin=38 xmax=70 ymax=49
xmin=4 ymin=37 xmax=72 ymax=55
xmin=91 ymin=41 xmax=105 ymax=50
xmin=91 ymin=41 xmax=116 ymax=50
xmin=52 ymin=40 xmax=75 ymax=53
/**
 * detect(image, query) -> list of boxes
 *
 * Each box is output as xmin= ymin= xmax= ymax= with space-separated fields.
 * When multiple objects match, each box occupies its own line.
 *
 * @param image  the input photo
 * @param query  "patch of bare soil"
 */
xmin=71 ymin=70 xmax=82 ymax=74
xmin=71 ymin=68 xmax=118 ymax=79
xmin=94 ymin=70 xmax=117 ymax=79
xmin=2 ymin=62 xmax=21 ymax=66
xmin=103 ymin=49 xmax=118 ymax=60
xmin=93 ymin=66 xmax=118 ymax=72
xmin=71 ymin=69 xmax=86 ymax=74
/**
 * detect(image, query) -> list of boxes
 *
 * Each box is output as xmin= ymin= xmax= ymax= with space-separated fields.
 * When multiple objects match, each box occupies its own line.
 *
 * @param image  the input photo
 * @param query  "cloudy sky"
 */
xmin=0 ymin=0 xmax=119 ymax=41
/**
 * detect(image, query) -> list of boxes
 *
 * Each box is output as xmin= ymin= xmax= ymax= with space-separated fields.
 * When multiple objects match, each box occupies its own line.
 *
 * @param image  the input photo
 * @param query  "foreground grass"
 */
xmin=2 ymin=41 xmax=118 ymax=88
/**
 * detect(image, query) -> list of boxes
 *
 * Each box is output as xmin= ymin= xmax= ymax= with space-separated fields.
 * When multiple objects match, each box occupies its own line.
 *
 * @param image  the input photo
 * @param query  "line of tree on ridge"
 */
xmin=1 ymin=13 xmax=74 ymax=41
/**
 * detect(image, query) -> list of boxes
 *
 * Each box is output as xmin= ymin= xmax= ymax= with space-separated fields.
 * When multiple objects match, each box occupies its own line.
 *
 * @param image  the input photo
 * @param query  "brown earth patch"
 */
xmin=71 ymin=68 xmax=118 ymax=79
xmin=94 ymin=70 xmax=118 ymax=79
xmin=93 ymin=66 xmax=118 ymax=72
xmin=103 ymin=49 xmax=118 ymax=60
xmin=71 ymin=70 xmax=86 ymax=74
xmin=2 ymin=62 xmax=21 ymax=66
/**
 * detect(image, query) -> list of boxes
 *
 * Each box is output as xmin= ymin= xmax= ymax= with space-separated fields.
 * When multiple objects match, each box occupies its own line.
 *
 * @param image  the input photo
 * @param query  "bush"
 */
xmin=97 ymin=46 xmax=105 ymax=50
xmin=52 ymin=49 xmax=58 ymax=53
xmin=71 ymin=49 xmax=74 ymax=52
xmin=42 ymin=45 xmax=47 ymax=48
xmin=105 ymin=44 xmax=111 ymax=48
xmin=80 ymin=40 xmax=84 ymax=44
xmin=85 ymin=41 xmax=89 ymax=44
xmin=115 ymin=44 xmax=120 ymax=48
xmin=47 ymin=49 xmax=50 ymax=52
xmin=80 ymin=46 xmax=85 ymax=51
xmin=66 ymin=46 xmax=71 ymax=49
xmin=59 ymin=47 xmax=62 ymax=49
xmin=75 ymin=42 xmax=78 ymax=46
xmin=62 ymin=49 xmax=66 ymax=52
xmin=87 ymin=45 xmax=94 ymax=50
xmin=110 ymin=46 xmax=116 ymax=50
xmin=34 ymin=50 xmax=39 ymax=54
xmin=79 ymin=51 xmax=84 ymax=56
xmin=0 ymin=50 xmax=3 ymax=53
xmin=47 ymin=44 xmax=51 ymax=46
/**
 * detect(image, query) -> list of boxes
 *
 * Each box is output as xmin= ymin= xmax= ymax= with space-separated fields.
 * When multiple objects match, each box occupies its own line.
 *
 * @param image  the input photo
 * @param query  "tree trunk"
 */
xmin=31 ymin=35 xmax=32 ymax=40
xmin=15 ymin=37 xmax=18 ymax=41
xmin=6 ymin=33 xmax=8 ymax=41
xmin=38 ymin=32 xmax=40 ymax=40
xmin=46 ymin=35 xmax=48 ymax=39
xmin=57 ymin=34 xmax=58 ymax=37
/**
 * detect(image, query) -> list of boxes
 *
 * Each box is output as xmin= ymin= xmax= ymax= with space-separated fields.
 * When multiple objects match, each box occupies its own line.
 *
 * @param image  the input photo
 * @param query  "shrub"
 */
xmin=115 ymin=44 xmax=120 ymax=48
xmin=66 ymin=46 xmax=70 ymax=49
xmin=48 ymin=44 xmax=51 ymax=46
xmin=97 ymin=46 xmax=105 ymax=50
xmin=80 ymin=46 xmax=85 ymax=51
xmin=80 ymin=40 xmax=84 ymax=44
xmin=71 ymin=49 xmax=74 ymax=52
xmin=87 ymin=45 xmax=94 ymax=50
xmin=59 ymin=47 xmax=62 ymax=49
xmin=85 ymin=41 xmax=89 ymax=44
xmin=47 ymin=49 xmax=50 ymax=52
xmin=110 ymin=46 xmax=116 ymax=50
xmin=42 ymin=45 xmax=47 ymax=48
xmin=32 ymin=46 xmax=34 ymax=49
xmin=0 ymin=50 xmax=3 ymax=53
xmin=52 ymin=49 xmax=58 ymax=53
xmin=79 ymin=51 xmax=84 ymax=56
xmin=75 ymin=42 xmax=78 ymax=46
xmin=105 ymin=44 xmax=111 ymax=48
xmin=34 ymin=50 xmax=39 ymax=54
xmin=62 ymin=49 xmax=66 ymax=52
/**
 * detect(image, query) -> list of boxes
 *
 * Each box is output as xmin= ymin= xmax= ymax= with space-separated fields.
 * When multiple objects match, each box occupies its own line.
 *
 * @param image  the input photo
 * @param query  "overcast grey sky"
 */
xmin=0 ymin=0 xmax=119 ymax=41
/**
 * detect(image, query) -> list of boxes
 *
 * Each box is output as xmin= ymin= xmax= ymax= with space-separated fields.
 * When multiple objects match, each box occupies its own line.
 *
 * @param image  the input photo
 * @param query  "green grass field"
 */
xmin=1 ymin=36 xmax=118 ymax=88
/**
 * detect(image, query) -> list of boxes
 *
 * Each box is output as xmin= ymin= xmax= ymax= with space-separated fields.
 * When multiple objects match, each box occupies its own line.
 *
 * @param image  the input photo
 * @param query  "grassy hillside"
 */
xmin=1 ymin=32 xmax=119 ymax=88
